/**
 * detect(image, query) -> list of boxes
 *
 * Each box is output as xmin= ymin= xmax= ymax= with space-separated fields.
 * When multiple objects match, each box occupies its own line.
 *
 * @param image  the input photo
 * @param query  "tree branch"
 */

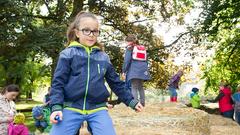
xmin=26 ymin=14 xmax=58 ymax=20
xmin=164 ymin=31 xmax=190 ymax=47
xmin=130 ymin=18 xmax=156 ymax=24
xmin=101 ymin=16 xmax=128 ymax=35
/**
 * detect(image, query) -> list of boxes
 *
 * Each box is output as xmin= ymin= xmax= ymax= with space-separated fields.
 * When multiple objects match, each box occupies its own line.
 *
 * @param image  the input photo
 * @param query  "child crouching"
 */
xmin=8 ymin=113 xmax=29 ymax=135
xmin=32 ymin=106 xmax=51 ymax=133
xmin=190 ymin=88 xmax=201 ymax=109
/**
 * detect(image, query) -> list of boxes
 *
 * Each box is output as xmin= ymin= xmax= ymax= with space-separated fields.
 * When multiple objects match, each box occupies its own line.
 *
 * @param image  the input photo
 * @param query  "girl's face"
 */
xmin=5 ymin=91 xmax=19 ymax=101
xmin=76 ymin=17 xmax=99 ymax=47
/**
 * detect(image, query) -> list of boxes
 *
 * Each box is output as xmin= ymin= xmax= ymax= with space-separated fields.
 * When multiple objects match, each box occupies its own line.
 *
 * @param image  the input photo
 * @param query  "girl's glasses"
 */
xmin=79 ymin=28 xmax=100 ymax=36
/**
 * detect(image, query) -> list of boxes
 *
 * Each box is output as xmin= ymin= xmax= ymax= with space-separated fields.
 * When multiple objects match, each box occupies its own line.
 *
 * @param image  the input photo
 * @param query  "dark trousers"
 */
xmin=221 ymin=109 xmax=234 ymax=119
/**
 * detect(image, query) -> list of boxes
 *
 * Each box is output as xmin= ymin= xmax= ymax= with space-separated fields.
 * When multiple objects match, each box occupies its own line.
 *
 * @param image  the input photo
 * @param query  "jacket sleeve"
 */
xmin=49 ymin=50 xmax=71 ymax=112
xmin=209 ymin=92 xmax=224 ymax=103
xmin=122 ymin=49 xmax=132 ymax=73
xmin=105 ymin=60 xmax=138 ymax=109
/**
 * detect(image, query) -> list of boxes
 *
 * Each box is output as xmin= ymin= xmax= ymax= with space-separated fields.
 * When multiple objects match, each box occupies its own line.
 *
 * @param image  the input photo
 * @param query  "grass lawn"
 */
xmin=16 ymin=100 xmax=43 ymax=110
xmin=16 ymin=100 xmax=43 ymax=133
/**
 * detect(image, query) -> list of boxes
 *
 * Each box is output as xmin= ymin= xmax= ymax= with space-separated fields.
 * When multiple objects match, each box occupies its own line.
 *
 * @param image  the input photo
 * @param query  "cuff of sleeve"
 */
xmin=51 ymin=104 xmax=63 ymax=112
xmin=128 ymin=99 xmax=139 ymax=110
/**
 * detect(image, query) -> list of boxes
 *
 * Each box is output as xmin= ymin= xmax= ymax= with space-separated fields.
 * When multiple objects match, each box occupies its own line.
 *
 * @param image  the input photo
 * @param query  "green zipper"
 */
xmin=83 ymin=48 xmax=91 ymax=112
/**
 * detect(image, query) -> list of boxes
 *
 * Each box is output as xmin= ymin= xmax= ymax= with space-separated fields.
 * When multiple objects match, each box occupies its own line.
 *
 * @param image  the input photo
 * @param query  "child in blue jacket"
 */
xmin=49 ymin=11 xmax=143 ymax=135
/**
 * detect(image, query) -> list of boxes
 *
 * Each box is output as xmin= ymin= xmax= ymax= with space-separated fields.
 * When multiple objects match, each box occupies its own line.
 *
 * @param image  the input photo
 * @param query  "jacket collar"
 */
xmin=68 ymin=41 xmax=100 ymax=53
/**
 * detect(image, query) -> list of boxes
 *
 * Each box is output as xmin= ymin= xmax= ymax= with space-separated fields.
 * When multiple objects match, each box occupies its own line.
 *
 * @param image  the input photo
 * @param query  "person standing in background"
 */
xmin=122 ymin=34 xmax=150 ymax=107
xmin=168 ymin=70 xmax=183 ymax=102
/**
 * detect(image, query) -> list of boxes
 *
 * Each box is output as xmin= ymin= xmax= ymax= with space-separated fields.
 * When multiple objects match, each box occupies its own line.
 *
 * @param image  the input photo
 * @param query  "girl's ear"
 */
xmin=74 ymin=29 xmax=80 ymax=38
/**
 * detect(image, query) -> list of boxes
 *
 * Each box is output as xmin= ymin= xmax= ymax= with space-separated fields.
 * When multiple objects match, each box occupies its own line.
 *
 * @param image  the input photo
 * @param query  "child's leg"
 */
xmin=169 ymin=87 xmax=177 ymax=102
xmin=87 ymin=110 xmax=116 ymax=135
xmin=131 ymin=79 xmax=139 ymax=100
xmin=50 ymin=109 xmax=84 ymax=135
xmin=137 ymin=80 xmax=145 ymax=106
xmin=169 ymin=87 xmax=174 ymax=101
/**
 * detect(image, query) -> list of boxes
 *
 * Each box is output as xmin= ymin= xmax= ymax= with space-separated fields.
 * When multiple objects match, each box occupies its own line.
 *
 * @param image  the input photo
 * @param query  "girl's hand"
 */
xmin=50 ymin=111 xmax=63 ymax=124
xmin=121 ymin=73 xmax=126 ymax=81
xmin=135 ymin=102 xmax=144 ymax=112
xmin=106 ymin=103 xmax=114 ymax=109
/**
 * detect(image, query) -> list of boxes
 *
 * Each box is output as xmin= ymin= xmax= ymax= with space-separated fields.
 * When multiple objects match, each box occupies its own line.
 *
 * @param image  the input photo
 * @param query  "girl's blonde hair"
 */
xmin=66 ymin=11 xmax=103 ymax=50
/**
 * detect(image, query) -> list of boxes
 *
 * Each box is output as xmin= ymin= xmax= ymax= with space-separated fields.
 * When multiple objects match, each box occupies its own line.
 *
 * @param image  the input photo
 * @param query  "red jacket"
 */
xmin=219 ymin=87 xmax=233 ymax=113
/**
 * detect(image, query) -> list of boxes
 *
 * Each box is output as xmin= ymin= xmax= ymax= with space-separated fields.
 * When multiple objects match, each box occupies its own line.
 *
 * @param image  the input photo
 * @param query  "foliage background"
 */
xmin=0 ymin=0 xmax=239 ymax=98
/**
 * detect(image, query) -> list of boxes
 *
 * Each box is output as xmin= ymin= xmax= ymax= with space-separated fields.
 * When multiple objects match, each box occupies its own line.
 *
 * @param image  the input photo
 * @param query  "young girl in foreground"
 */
xmin=49 ymin=11 xmax=143 ymax=135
